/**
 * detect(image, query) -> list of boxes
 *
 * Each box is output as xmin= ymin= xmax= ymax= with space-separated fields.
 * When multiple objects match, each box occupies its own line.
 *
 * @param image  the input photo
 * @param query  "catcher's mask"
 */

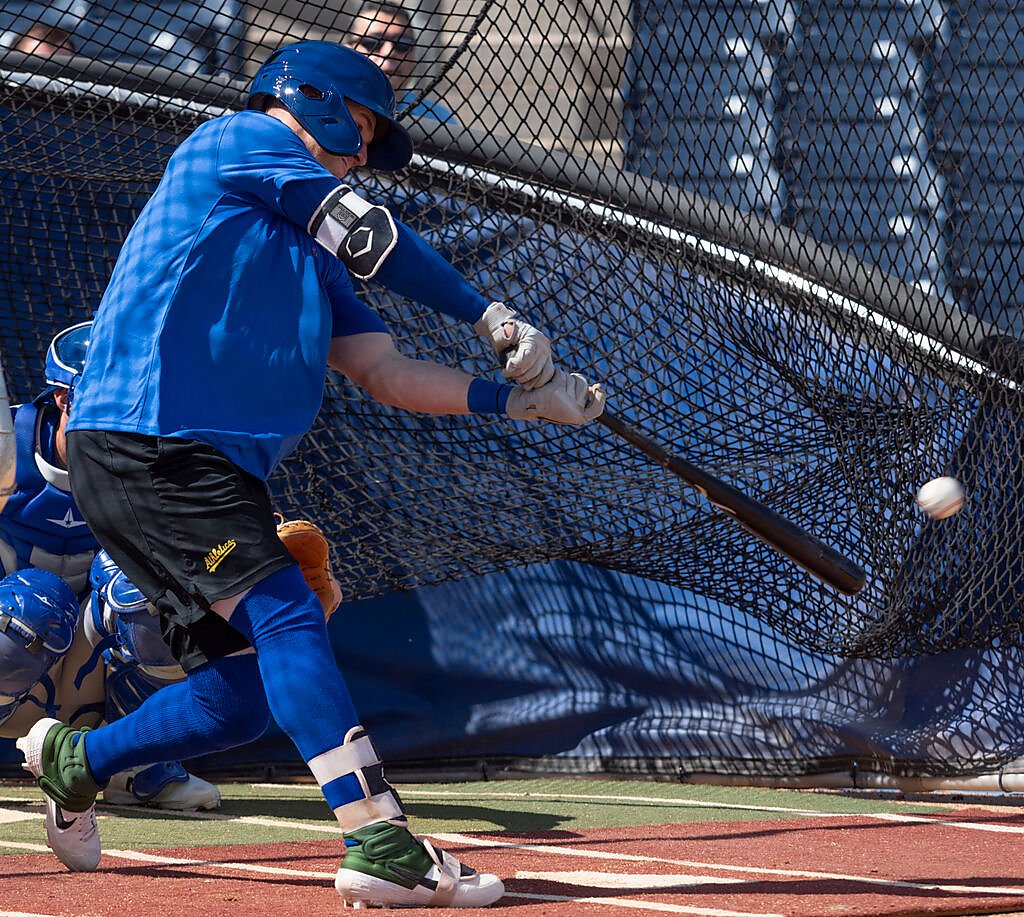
xmin=246 ymin=40 xmax=413 ymax=171
xmin=36 ymin=319 xmax=92 ymax=402
xmin=0 ymin=569 xmax=79 ymax=724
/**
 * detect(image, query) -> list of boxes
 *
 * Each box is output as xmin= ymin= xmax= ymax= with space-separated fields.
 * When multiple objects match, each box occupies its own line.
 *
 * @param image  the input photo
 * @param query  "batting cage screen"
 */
xmin=4 ymin=0 xmax=1024 ymax=780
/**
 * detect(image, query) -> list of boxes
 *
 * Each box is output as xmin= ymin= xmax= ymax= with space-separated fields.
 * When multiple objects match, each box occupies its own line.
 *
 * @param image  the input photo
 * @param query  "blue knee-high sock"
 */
xmin=226 ymin=566 xmax=366 ymax=811
xmin=84 ymin=653 xmax=270 ymax=783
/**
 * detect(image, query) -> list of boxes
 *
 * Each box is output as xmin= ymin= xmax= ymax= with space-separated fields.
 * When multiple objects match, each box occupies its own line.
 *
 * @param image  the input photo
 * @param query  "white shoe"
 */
xmin=103 ymin=767 xmax=222 ymax=811
xmin=44 ymin=798 xmax=102 ymax=872
xmin=335 ymin=837 xmax=504 ymax=908
xmin=17 ymin=717 xmax=101 ymax=872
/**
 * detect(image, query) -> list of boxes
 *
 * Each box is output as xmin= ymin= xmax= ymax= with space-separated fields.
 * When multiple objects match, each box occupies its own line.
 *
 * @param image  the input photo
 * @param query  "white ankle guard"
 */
xmin=307 ymin=725 xmax=406 ymax=831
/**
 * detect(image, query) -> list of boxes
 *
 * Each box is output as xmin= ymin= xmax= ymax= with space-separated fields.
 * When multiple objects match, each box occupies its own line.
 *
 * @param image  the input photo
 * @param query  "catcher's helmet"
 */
xmin=89 ymin=550 xmax=174 ymax=670
xmin=0 ymin=569 xmax=79 ymax=724
xmin=45 ymin=320 xmax=92 ymax=390
xmin=247 ymin=41 xmax=413 ymax=171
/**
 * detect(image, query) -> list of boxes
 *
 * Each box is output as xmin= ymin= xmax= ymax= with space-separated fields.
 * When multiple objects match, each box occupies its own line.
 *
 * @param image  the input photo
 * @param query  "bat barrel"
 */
xmin=597 ymin=411 xmax=866 ymax=596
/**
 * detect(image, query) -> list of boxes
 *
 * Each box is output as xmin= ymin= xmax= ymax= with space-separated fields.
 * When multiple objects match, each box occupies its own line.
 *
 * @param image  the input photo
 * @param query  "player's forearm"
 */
xmin=359 ymin=356 xmax=508 ymax=416
xmin=330 ymin=333 xmax=514 ymax=417
xmin=366 ymin=358 xmax=603 ymax=426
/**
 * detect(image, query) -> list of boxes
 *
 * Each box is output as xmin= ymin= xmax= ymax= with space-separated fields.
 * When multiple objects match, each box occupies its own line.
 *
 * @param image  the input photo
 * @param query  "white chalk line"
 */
xmin=432 ymin=831 xmax=1024 ymax=898
xmin=4 ymin=786 xmax=1024 ymax=907
xmin=0 ymin=910 xmax=63 ymax=917
xmin=0 ymin=837 xmax=775 ymax=916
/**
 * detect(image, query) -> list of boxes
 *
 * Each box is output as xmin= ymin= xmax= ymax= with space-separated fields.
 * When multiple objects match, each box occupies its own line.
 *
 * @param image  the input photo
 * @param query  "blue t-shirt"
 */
xmin=398 ymin=90 xmax=457 ymax=125
xmin=69 ymin=111 xmax=393 ymax=480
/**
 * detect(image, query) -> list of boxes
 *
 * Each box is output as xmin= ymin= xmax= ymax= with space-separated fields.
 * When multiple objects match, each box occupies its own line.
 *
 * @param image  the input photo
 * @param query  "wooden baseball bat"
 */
xmin=597 ymin=410 xmax=867 ymax=596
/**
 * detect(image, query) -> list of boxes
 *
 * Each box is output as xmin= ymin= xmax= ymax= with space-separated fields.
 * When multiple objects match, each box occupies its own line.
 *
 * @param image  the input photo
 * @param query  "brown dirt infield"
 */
xmin=5 ymin=808 xmax=1024 ymax=916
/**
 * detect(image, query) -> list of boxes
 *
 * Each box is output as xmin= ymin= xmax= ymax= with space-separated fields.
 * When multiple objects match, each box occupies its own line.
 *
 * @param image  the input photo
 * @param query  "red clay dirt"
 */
xmin=5 ymin=810 xmax=1024 ymax=916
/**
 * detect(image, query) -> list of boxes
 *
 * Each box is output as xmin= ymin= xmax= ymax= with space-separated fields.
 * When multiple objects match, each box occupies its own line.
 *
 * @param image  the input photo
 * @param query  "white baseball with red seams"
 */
xmin=916 ymin=476 xmax=965 ymax=519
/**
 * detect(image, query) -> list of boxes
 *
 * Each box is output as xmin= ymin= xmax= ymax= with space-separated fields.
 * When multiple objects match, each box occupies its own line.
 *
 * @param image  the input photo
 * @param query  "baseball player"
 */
xmin=18 ymin=41 xmax=604 ymax=908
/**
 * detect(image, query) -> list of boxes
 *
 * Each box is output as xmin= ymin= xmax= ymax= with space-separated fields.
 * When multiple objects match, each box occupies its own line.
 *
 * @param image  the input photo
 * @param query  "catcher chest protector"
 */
xmin=246 ymin=41 xmax=413 ymax=171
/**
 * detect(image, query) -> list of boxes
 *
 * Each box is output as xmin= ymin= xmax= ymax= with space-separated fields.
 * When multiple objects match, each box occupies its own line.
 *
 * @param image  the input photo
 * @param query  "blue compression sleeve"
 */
xmin=282 ymin=178 xmax=490 ymax=324
xmin=83 ymin=654 xmax=270 ymax=781
xmin=467 ymin=378 xmax=512 ymax=414
xmin=227 ymin=565 xmax=366 ymax=809
xmin=373 ymin=221 xmax=490 ymax=323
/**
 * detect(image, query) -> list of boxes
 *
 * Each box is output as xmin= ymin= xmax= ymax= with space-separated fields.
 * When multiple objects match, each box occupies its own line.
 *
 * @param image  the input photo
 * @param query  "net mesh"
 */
xmin=3 ymin=0 xmax=1024 ymax=666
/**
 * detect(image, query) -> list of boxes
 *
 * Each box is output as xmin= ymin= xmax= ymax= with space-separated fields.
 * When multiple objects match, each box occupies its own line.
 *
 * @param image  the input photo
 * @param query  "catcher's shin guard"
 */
xmin=308 ymin=725 xmax=406 ymax=831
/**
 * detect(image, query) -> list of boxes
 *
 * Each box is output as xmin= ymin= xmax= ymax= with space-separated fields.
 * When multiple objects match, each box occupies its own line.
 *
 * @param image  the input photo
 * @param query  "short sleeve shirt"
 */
xmin=68 ymin=111 xmax=388 ymax=480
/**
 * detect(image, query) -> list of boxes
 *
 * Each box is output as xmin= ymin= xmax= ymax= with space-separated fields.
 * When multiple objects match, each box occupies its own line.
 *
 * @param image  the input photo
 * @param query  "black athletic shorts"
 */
xmin=67 ymin=429 xmax=295 ymax=672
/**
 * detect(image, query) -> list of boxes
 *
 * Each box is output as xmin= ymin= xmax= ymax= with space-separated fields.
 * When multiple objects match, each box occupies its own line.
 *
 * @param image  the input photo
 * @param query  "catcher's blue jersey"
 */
xmin=69 ymin=111 xmax=390 ymax=481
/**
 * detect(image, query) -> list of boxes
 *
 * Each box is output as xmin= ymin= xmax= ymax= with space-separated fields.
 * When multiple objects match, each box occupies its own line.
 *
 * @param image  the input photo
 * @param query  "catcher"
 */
xmin=2 ymin=515 xmax=339 ymax=871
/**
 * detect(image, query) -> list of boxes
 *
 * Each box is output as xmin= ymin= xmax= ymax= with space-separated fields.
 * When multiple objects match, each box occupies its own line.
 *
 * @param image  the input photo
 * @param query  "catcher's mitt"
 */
xmin=275 ymin=514 xmax=343 ymax=620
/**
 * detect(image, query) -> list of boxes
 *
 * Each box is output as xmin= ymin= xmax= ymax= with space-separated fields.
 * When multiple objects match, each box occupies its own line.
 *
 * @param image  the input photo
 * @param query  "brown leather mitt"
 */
xmin=275 ymin=514 xmax=343 ymax=620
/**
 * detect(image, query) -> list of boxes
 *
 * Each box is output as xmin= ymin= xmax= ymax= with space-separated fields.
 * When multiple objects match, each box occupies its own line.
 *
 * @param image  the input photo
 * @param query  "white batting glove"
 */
xmin=474 ymin=301 xmax=555 ymax=391
xmin=506 ymin=369 xmax=606 ymax=425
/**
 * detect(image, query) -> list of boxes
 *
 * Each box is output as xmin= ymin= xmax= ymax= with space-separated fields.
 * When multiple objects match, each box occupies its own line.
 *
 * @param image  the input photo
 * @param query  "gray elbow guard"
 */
xmin=308 ymin=185 xmax=398 ymax=280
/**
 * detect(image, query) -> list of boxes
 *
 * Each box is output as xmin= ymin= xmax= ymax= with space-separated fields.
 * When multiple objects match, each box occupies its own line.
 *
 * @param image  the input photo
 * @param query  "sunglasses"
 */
xmin=357 ymin=33 xmax=415 ymax=55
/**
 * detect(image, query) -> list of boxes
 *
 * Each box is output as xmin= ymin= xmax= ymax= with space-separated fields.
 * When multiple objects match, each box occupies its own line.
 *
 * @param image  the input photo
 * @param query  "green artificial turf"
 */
xmin=0 ymin=777 xmax=959 ymax=854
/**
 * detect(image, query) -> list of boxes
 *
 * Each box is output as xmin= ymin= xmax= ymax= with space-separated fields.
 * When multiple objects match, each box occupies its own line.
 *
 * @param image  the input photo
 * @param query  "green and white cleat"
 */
xmin=335 ymin=822 xmax=504 ymax=908
xmin=17 ymin=717 xmax=103 ymax=872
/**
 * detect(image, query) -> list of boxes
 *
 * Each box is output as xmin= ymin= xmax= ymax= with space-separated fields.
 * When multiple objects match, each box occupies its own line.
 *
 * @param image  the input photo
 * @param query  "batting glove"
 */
xmin=506 ymin=369 xmax=606 ymax=425
xmin=474 ymin=301 xmax=555 ymax=391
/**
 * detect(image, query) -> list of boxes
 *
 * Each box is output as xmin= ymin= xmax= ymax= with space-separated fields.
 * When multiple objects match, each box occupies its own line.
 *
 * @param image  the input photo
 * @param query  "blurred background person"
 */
xmin=347 ymin=1 xmax=456 ymax=124
xmin=1 ymin=1 xmax=243 ymax=78
xmin=14 ymin=21 xmax=76 ymax=56
xmin=1 ymin=3 xmax=82 ymax=58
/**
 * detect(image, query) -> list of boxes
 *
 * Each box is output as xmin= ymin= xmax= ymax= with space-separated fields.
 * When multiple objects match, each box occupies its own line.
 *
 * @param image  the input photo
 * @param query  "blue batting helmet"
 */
xmin=45 ymin=320 xmax=92 ymax=390
xmin=246 ymin=41 xmax=413 ymax=171
xmin=0 ymin=569 xmax=79 ymax=724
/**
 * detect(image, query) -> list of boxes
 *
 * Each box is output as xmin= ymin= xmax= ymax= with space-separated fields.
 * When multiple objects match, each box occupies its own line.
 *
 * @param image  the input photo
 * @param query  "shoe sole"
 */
xmin=336 ymin=869 xmax=504 ymax=908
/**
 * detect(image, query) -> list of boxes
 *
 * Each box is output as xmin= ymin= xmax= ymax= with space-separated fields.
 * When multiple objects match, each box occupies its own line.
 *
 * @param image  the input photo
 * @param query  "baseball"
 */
xmin=916 ymin=476 xmax=965 ymax=519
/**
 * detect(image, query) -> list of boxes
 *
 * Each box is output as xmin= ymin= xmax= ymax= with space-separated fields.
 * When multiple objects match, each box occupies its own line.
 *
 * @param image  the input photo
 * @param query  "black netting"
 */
xmin=3 ymin=3 xmax=1024 ymax=669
